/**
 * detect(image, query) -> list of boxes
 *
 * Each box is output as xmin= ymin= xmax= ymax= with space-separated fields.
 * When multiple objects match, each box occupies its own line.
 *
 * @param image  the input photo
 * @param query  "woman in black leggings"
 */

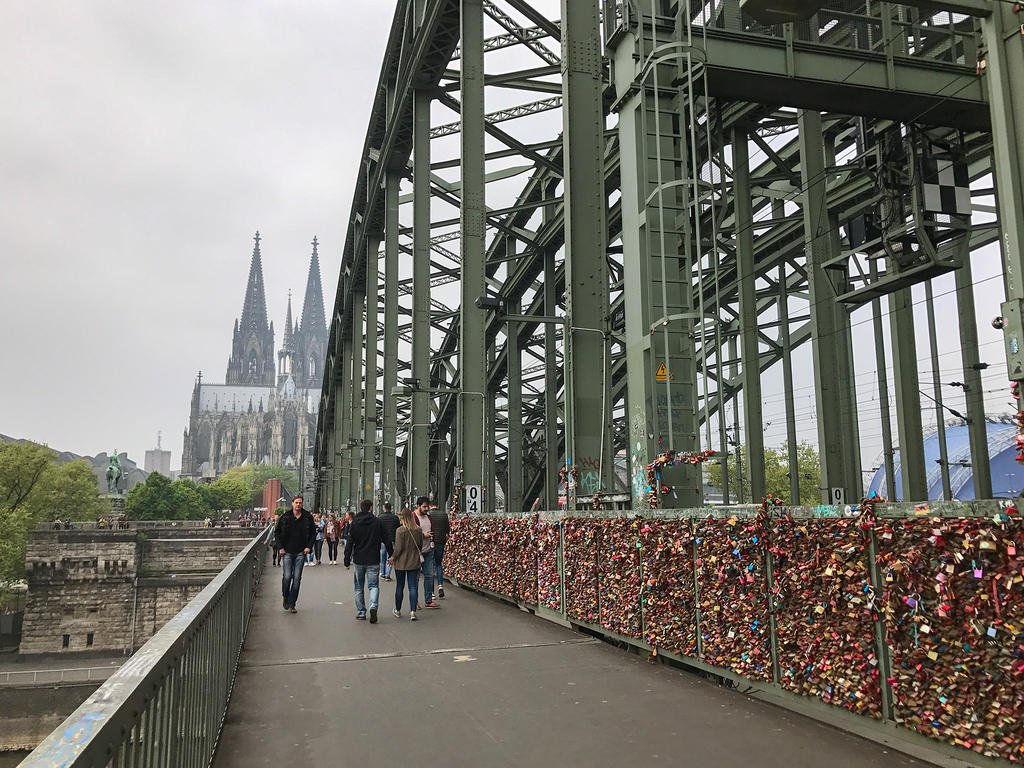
xmin=325 ymin=513 xmax=341 ymax=564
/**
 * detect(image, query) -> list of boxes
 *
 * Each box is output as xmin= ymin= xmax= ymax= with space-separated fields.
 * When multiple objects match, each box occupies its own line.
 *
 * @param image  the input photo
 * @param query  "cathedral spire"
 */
xmin=299 ymin=236 xmax=326 ymax=336
xmin=283 ymin=290 xmax=294 ymax=349
xmin=226 ymin=231 xmax=276 ymax=386
xmin=239 ymin=231 xmax=269 ymax=333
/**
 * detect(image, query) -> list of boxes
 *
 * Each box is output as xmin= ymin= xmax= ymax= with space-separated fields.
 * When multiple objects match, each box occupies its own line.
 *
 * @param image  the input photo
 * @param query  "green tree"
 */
xmin=125 ymin=472 xmax=179 ymax=520
xmin=198 ymin=476 xmax=250 ymax=513
xmin=0 ymin=442 xmax=103 ymax=600
xmin=126 ymin=474 xmax=214 ymax=520
xmin=0 ymin=442 xmax=55 ymax=515
xmin=171 ymin=478 xmax=208 ymax=520
xmin=706 ymin=441 xmax=822 ymax=505
xmin=219 ymin=464 xmax=297 ymax=499
xmin=36 ymin=460 xmax=106 ymax=522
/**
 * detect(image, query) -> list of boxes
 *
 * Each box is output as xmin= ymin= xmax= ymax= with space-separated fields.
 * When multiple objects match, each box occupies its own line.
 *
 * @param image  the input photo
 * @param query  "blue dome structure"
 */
xmin=867 ymin=420 xmax=1022 ymax=501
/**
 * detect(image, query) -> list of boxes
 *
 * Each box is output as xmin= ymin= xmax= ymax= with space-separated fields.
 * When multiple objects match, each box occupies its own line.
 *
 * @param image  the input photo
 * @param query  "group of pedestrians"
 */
xmin=272 ymin=494 xmax=450 ymax=623
xmin=266 ymin=507 xmax=352 ymax=568
xmin=307 ymin=510 xmax=351 ymax=566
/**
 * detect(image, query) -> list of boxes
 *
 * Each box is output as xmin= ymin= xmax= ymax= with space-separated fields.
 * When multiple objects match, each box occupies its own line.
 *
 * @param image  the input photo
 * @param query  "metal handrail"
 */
xmin=35 ymin=520 xmax=267 ymax=531
xmin=20 ymin=527 xmax=267 ymax=767
xmin=0 ymin=665 xmax=120 ymax=686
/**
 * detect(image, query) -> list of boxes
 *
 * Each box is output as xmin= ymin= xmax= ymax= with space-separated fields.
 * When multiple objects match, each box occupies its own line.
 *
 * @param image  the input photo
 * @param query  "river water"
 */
xmin=0 ymin=752 xmax=27 ymax=767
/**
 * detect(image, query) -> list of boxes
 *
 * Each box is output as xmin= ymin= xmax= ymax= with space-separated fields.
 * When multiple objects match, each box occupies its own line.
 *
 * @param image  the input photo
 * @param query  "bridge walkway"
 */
xmin=214 ymin=565 xmax=924 ymax=768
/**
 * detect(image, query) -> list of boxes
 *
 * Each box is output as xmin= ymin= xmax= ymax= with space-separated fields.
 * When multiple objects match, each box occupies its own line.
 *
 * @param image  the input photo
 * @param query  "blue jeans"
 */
xmin=420 ymin=549 xmax=435 ymax=604
xmin=353 ymin=564 xmax=380 ymax=615
xmin=433 ymin=542 xmax=445 ymax=587
xmin=395 ymin=569 xmax=419 ymax=612
xmin=281 ymin=553 xmax=306 ymax=607
xmin=380 ymin=543 xmax=391 ymax=578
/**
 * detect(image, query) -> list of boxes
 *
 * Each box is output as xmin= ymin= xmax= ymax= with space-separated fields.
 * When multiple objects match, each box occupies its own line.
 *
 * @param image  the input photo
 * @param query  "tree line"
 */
xmin=0 ymin=440 xmax=297 ymax=600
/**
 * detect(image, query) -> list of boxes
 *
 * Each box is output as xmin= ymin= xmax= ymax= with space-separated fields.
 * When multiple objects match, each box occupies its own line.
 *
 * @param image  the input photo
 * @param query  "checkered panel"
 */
xmin=920 ymin=157 xmax=971 ymax=216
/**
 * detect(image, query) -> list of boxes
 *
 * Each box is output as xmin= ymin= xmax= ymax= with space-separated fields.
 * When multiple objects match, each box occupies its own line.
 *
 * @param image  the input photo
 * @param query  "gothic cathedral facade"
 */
xmin=181 ymin=233 xmax=327 ymax=480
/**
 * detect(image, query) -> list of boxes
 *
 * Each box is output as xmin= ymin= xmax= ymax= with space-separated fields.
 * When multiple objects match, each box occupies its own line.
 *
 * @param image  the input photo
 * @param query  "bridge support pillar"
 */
xmin=560 ymin=0 xmax=613 ymax=508
xmin=410 ymin=86 xmax=432 ymax=503
xmin=457 ymin=0 xmax=486 ymax=511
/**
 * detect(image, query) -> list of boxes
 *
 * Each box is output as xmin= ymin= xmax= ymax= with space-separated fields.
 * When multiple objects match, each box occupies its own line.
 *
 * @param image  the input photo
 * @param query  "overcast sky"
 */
xmin=1 ymin=2 xmax=392 ymax=466
xmin=1 ymin=1 xmax=1011 ymax=494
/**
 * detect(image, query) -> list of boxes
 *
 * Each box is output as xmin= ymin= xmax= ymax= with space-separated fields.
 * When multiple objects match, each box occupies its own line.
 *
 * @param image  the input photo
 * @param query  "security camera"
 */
xmin=993 ymin=316 xmax=1007 ymax=329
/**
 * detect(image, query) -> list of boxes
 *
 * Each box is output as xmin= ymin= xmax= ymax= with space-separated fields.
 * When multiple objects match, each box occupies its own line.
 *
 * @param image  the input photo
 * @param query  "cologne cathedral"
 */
xmin=180 ymin=232 xmax=327 ymax=480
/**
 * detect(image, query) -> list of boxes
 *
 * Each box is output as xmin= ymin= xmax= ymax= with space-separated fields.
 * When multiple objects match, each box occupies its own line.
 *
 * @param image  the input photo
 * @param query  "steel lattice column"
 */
xmin=956 ymin=257 xmax=991 ymax=498
xmin=543 ymin=246 xmax=560 ymax=509
xmin=458 ymin=0 xmax=486 ymax=509
xmin=362 ymin=235 xmax=381 ymax=506
xmin=410 ymin=87 xmax=432 ymax=502
xmin=798 ymin=110 xmax=862 ymax=504
xmin=507 ymin=295 xmax=523 ymax=513
xmin=985 ymin=7 xmax=1024 ymax=392
xmin=338 ymin=336 xmax=353 ymax=507
xmin=348 ymin=292 xmax=364 ymax=506
xmin=889 ymin=288 xmax=928 ymax=500
xmin=381 ymin=167 xmax=400 ymax=506
xmin=612 ymin=21 xmax=702 ymax=509
xmin=733 ymin=127 xmax=766 ymax=502
xmin=560 ymin=0 xmax=612 ymax=505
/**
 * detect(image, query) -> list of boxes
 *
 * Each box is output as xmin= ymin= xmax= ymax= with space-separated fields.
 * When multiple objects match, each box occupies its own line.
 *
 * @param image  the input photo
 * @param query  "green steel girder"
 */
xmin=319 ymin=0 xmax=1007 ymax=515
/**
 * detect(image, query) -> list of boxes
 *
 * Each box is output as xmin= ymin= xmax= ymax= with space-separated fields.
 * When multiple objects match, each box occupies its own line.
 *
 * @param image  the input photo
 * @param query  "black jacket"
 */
xmin=378 ymin=511 xmax=400 ymax=548
xmin=275 ymin=510 xmax=316 ymax=555
xmin=428 ymin=509 xmax=450 ymax=547
xmin=344 ymin=510 xmax=392 ymax=566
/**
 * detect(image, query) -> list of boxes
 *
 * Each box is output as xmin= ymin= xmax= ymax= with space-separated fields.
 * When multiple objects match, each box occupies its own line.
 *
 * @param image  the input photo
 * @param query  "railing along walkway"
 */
xmin=20 ymin=527 xmax=266 ymax=767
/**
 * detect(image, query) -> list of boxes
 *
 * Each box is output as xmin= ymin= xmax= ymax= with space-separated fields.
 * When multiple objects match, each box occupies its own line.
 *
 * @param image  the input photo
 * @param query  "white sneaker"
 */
xmin=410 ymin=611 xmax=417 ymax=621
xmin=393 ymin=609 xmax=401 ymax=618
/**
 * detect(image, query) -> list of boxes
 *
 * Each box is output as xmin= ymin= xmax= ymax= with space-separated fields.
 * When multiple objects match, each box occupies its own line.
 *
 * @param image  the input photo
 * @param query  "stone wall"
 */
xmin=0 ymin=683 xmax=97 ymax=750
xmin=19 ymin=528 xmax=255 ymax=656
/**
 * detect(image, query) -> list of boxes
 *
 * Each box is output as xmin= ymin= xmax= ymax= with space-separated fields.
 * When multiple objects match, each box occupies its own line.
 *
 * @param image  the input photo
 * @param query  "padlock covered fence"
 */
xmin=445 ymin=500 xmax=1024 ymax=764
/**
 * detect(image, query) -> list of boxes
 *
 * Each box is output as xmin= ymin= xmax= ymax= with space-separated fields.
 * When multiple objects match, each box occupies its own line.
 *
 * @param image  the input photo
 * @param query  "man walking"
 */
xmin=378 ymin=502 xmax=400 ymax=581
xmin=415 ymin=497 xmax=440 ymax=609
xmin=428 ymin=503 xmax=450 ymax=598
xmin=276 ymin=496 xmax=315 ymax=613
xmin=344 ymin=499 xmax=392 ymax=623
xmin=265 ymin=512 xmax=281 ymax=567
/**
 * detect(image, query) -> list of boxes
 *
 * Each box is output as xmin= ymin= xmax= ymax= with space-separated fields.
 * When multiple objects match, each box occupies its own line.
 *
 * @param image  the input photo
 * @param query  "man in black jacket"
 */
xmin=344 ymin=499 xmax=392 ymax=623
xmin=275 ymin=496 xmax=316 ymax=613
xmin=428 ymin=504 xmax=451 ymax=598
xmin=378 ymin=502 xmax=400 ymax=582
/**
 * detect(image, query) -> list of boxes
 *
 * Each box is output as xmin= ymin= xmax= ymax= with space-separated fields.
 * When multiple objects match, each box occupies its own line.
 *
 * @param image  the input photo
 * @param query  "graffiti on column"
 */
xmin=577 ymin=456 xmax=602 ymax=494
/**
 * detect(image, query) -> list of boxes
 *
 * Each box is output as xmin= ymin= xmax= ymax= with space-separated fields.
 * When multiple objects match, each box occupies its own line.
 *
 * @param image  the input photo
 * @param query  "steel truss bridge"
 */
xmin=314 ymin=0 xmax=1024 ymax=514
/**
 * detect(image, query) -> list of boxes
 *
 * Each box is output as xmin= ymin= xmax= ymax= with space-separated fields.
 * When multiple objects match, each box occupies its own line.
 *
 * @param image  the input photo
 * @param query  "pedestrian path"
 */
xmin=213 ymin=564 xmax=927 ymax=767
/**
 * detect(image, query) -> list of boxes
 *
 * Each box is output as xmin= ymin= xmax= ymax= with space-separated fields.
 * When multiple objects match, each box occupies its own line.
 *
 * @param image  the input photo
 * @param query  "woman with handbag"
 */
xmin=389 ymin=507 xmax=424 ymax=621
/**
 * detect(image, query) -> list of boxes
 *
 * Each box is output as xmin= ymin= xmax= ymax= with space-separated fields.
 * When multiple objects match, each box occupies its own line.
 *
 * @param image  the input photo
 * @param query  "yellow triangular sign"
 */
xmin=655 ymin=361 xmax=667 ymax=381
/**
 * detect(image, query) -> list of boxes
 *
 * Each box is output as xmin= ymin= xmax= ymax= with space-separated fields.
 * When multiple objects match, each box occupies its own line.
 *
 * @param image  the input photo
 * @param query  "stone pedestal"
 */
xmin=102 ymin=494 xmax=126 ymax=516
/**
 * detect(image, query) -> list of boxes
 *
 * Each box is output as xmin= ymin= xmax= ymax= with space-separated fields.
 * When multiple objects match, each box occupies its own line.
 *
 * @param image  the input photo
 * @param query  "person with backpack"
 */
xmin=344 ymin=499 xmax=392 ymax=623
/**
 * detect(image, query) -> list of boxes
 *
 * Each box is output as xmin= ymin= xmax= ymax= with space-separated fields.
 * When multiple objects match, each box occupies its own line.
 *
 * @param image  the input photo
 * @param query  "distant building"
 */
xmin=867 ymin=418 xmax=1023 ymax=500
xmin=180 ymin=233 xmax=326 ymax=480
xmin=144 ymin=432 xmax=172 ymax=477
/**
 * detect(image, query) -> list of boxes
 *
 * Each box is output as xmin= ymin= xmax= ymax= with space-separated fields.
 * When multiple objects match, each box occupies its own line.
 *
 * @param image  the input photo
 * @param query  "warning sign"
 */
xmin=655 ymin=362 xmax=671 ymax=381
